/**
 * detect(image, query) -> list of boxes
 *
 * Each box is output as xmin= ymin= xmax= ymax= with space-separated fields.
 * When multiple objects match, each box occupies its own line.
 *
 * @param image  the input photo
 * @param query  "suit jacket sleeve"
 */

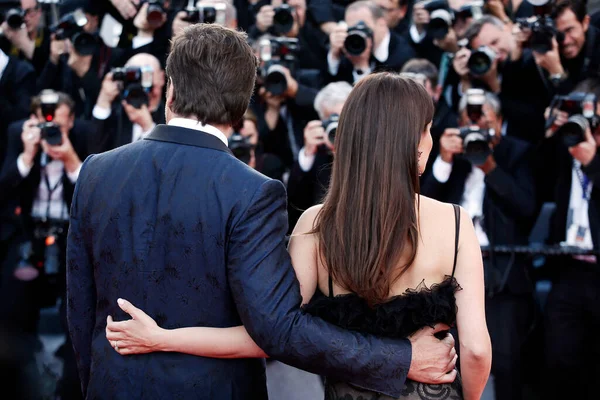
xmin=66 ymin=155 xmax=97 ymax=396
xmin=227 ymin=179 xmax=411 ymax=397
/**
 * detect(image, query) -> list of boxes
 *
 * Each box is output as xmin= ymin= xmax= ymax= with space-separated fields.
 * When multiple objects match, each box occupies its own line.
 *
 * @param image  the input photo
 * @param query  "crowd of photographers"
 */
xmin=0 ymin=0 xmax=599 ymax=399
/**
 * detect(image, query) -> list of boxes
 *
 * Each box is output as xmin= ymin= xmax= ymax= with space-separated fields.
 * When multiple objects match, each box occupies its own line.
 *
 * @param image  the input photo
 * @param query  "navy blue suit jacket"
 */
xmin=66 ymin=124 xmax=411 ymax=399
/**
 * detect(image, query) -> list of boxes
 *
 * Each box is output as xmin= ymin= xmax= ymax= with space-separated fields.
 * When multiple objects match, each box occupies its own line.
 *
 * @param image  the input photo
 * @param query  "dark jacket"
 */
xmin=66 ymin=124 xmax=413 ymax=399
xmin=421 ymin=136 xmax=537 ymax=295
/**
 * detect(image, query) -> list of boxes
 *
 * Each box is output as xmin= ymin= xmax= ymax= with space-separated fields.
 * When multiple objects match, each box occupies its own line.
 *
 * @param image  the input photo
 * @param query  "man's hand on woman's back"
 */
xmin=408 ymin=324 xmax=458 ymax=384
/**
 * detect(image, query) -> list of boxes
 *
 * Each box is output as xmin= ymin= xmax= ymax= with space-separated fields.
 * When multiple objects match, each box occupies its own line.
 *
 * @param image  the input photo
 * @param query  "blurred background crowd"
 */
xmin=0 ymin=0 xmax=600 ymax=399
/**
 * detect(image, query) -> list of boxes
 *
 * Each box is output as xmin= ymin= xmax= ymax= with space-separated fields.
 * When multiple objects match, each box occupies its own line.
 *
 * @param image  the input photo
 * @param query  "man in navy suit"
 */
xmin=66 ymin=24 xmax=455 ymax=399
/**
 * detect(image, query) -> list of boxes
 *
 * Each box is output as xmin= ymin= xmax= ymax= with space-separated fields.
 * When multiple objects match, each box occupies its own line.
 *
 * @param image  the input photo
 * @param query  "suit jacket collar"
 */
xmin=144 ymin=124 xmax=233 ymax=156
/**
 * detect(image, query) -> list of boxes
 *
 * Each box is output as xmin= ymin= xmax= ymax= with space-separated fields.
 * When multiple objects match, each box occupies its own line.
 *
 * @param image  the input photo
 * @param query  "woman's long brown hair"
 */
xmin=314 ymin=73 xmax=434 ymax=306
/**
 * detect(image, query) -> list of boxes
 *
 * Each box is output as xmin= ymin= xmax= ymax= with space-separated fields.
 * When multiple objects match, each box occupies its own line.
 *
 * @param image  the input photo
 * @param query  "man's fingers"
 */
xmin=445 ymin=353 xmax=458 ymax=372
xmin=441 ymin=332 xmax=455 ymax=348
xmin=437 ymin=368 xmax=458 ymax=384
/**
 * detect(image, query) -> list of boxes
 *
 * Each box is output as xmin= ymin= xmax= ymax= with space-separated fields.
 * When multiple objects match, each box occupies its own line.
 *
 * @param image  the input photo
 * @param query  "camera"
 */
xmin=50 ymin=9 xmax=99 ymax=56
xmin=323 ymin=114 xmax=339 ymax=147
xmin=548 ymin=92 xmax=599 ymax=147
xmin=468 ymin=46 xmax=496 ymax=76
xmin=38 ymin=90 xmax=62 ymax=146
xmin=3 ymin=7 xmax=24 ymax=30
xmin=229 ymin=132 xmax=253 ymax=165
xmin=258 ymin=37 xmax=299 ymax=96
xmin=465 ymin=88 xmax=486 ymax=123
xmin=145 ymin=0 xmax=166 ymax=27
xmin=459 ymin=126 xmax=493 ymax=165
xmin=344 ymin=21 xmax=373 ymax=56
xmin=111 ymin=66 xmax=154 ymax=109
xmin=420 ymin=0 xmax=453 ymax=40
xmin=273 ymin=3 xmax=294 ymax=35
xmin=516 ymin=0 xmax=562 ymax=54
xmin=182 ymin=1 xmax=226 ymax=24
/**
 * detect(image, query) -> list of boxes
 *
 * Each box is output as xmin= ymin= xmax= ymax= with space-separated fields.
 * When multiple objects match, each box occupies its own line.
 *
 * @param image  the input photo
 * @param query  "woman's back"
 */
xmin=302 ymin=198 xmax=465 ymax=399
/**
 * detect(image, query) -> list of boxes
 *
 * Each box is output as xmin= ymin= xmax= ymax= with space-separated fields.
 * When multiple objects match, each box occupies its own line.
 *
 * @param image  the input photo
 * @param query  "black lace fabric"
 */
xmin=303 ymin=275 xmax=464 ymax=400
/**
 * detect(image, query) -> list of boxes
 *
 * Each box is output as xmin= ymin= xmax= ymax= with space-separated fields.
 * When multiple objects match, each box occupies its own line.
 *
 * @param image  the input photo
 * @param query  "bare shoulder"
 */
xmin=292 ymin=204 xmax=324 ymax=235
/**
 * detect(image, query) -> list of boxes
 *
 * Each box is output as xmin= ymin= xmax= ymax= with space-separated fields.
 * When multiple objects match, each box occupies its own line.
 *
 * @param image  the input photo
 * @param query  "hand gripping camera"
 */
xmin=323 ymin=113 xmax=339 ymax=148
xmin=50 ymin=9 xmax=99 ymax=56
xmin=111 ymin=66 xmax=154 ymax=109
xmin=258 ymin=37 xmax=299 ymax=96
xmin=38 ymin=90 xmax=62 ymax=146
xmin=516 ymin=0 xmax=562 ymax=54
xmin=344 ymin=21 xmax=373 ymax=56
xmin=181 ymin=0 xmax=226 ymax=25
xmin=460 ymin=89 xmax=494 ymax=165
xmin=547 ymin=93 xmax=599 ymax=147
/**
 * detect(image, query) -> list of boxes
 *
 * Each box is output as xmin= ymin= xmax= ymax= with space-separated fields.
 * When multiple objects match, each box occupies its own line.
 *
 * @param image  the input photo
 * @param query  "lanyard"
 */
xmin=574 ymin=161 xmax=592 ymax=200
xmin=42 ymin=165 xmax=64 ymax=221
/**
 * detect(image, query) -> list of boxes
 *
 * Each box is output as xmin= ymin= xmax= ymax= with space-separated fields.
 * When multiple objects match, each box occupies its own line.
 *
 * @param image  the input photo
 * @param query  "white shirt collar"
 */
xmin=374 ymin=31 xmax=391 ymax=63
xmin=167 ymin=118 xmax=229 ymax=146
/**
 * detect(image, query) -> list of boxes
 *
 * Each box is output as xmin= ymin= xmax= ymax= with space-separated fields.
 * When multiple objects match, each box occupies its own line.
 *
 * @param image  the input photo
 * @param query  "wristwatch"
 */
xmin=549 ymin=72 xmax=567 ymax=86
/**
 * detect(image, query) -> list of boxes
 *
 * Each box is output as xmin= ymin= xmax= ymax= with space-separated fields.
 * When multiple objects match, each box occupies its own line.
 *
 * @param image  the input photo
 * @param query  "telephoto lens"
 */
xmin=344 ymin=21 xmax=372 ymax=56
xmin=468 ymin=46 xmax=496 ymax=76
xmin=323 ymin=114 xmax=339 ymax=147
xmin=273 ymin=4 xmax=294 ymax=34
xmin=557 ymin=115 xmax=589 ymax=147
xmin=5 ymin=8 xmax=24 ymax=30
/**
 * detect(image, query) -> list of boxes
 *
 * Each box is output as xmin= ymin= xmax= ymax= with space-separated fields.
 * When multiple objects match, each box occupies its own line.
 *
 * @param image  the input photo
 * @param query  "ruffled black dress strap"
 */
xmin=452 ymin=204 xmax=461 ymax=278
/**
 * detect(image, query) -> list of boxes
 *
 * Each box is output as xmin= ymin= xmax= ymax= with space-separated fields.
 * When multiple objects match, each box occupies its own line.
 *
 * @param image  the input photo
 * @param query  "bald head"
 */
xmin=126 ymin=53 xmax=162 ymax=72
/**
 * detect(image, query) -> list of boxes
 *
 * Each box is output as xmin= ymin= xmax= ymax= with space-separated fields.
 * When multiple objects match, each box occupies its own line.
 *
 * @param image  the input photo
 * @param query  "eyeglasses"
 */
xmin=23 ymin=5 xmax=41 ymax=16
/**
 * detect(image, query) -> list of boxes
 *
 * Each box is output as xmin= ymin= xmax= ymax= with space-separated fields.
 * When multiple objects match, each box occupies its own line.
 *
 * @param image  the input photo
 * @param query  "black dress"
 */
xmin=303 ymin=205 xmax=464 ymax=400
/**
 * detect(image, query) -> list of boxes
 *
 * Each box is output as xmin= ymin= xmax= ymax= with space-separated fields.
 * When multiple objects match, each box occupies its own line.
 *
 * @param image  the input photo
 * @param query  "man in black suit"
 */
xmin=421 ymin=90 xmax=536 ymax=400
xmin=538 ymin=78 xmax=600 ymax=400
xmin=0 ymin=90 xmax=95 ymax=400
xmin=67 ymin=24 xmax=456 ymax=400
xmin=92 ymin=52 xmax=165 ymax=152
xmin=326 ymin=0 xmax=416 ymax=84
xmin=287 ymin=81 xmax=352 ymax=230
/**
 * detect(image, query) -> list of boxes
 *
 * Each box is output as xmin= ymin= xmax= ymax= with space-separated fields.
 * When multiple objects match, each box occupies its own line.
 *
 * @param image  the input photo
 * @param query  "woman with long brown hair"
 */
xmin=105 ymin=73 xmax=491 ymax=399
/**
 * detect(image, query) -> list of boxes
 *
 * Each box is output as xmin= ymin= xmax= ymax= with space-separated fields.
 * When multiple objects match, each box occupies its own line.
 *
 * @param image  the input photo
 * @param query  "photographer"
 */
xmin=228 ymin=109 xmax=286 ymax=180
xmin=421 ymin=89 xmax=536 ymax=400
xmin=0 ymin=0 xmax=50 ymax=75
xmin=172 ymin=1 xmax=238 ymax=38
xmin=37 ymin=5 xmax=126 ymax=118
xmin=0 ymin=90 xmax=96 ymax=400
xmin=536 ymin=78 xmax=600 ymax=399
xmin=374 ymin=0 xmax=411 ymax=35
xmin=286 ymin=81 xmax=352 ymax=230
xmin=454 ymin=15 xmax=552 ymax=142
xmin=92 ymin=52 xmax=165 ymax=152
xmin=326 ymin=0 xmax=416 ymax=84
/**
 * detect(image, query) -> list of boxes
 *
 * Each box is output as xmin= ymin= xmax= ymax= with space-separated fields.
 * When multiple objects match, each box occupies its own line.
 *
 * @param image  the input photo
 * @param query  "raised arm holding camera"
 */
xmin=92 ymin=52 xmax=165 ymax=152
xmin=326 ymin=0 xmax=415 ymax=84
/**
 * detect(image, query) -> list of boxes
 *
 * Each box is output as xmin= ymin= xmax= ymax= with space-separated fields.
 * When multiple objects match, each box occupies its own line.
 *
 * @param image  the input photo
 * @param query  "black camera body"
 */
xmin=259 ymin=37 xmax=299 ymax=96
xmin=111 ymin=66 xmax=154 ymax=109
xmin=145 ymin=0 xmax=167 ymax=27
xmin=38 ymin=90 xmax=62 ymax=146
xmin=550 ymin=92 xmax=599 ymax=147
xmin=4 ymin=7 xmax=24 ymax=30
xmin=50 ymin=9 xmax=99 ymax=56
xmin=273 ymin=4 xmax=294 ymax=35
xmin=228 ymin=132 xmax=253 ymax=165
xmin=182 ymin=3 xmax=226 ymax=24
xmin=517 ymin=15 xmax=560 ymax=54
xmin=420 ymin=0 xmax=453 ymax=40
xmin=459 ymin=126 xmax=493 ymax=165
xmin=323 ymin=113 xmax=339 ymax=147
xmin=344 ymin=21 xmax=373 ymax=56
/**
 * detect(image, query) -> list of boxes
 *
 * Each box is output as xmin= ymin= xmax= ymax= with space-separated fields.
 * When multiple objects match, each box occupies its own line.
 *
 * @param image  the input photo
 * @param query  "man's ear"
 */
xmin=583 ymin=15 xmax=590 ymax=33
xmin=166 ymin=79 xmax=175 ymax=109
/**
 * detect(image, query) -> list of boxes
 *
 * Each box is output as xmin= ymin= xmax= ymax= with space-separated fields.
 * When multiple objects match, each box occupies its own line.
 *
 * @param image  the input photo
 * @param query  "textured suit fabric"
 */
xmin=67 ymin=124 xmax=412 ymax=399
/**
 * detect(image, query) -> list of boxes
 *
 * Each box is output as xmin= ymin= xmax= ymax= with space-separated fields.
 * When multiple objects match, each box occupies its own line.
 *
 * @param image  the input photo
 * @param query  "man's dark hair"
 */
xmin=30 ymin=91 xmax=75 ymax=115
xmin=166 ymin=24 xmax=258 ymax=126
xmin=401 ymin=58 xmax=439 ymax=88
xmin=551 ymin=0 xmax=588 ymax=23
xmin=463 ymin=15 xmax=505 ymax=46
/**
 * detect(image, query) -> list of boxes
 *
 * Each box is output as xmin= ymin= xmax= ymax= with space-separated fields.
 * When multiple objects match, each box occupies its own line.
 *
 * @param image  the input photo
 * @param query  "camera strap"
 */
xmin=42 ymin=165 xmax=65 ymax=221
xmin=574 ymin=161 xmax=592 ymax=201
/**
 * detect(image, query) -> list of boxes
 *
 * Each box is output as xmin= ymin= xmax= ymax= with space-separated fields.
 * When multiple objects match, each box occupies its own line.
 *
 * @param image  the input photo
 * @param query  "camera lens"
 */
xmin=72 ymin=32 xmax=98 ymax=56
xmin=6 ymin=9 xmax=24 ymax=30
xmin=124 ymin=84 xmax=149 ymax=109
xmin=461 ymin=128 xmax=491 ymax=165
xmin=147 ymin=4 xmax=165 ymax=27
xmin=558 ymin=115 xmax=588 ymax=147
xmin=201 ymin=7 xmax=217 ymax=24
xmin=427 ymin=9 xmax=452 ymax=40
xmin=468 ymin=49 xmax=493 ymax=76
xmin=273 ymin=6 xmax=294 ymax=34
xmin=41 ymin=124 xmax=63 ymax=146
xmin=344 ymin=32 xmax=367 ymax=56
xmin=264 ymin=65 xmax=288 ymax=96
